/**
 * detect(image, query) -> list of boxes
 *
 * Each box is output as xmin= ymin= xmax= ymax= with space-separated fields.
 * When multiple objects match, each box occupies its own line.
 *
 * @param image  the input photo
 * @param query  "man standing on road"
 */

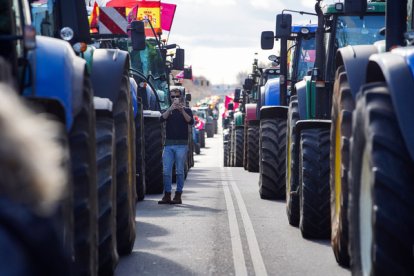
xmin=158 ymin=88 xmax=194 ymax=204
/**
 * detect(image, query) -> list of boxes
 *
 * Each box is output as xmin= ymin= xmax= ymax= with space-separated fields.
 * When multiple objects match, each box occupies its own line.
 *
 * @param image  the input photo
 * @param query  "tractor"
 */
xmin=259 ymin=21 xmax=317 ymax=201
xmin=30 ymin=0 xmax=144 ymax=273
xmin=262 ymin=1 xmax=385 ymax=243
xmin=1 ymin=0 xmax=123 ymax=274
xmin=331 ymin=0 xmax=414 ymax=274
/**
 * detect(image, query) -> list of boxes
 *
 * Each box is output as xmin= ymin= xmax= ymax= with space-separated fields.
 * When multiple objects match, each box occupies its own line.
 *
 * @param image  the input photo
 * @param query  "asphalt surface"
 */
xmin=116 ymin=130 xmax=350 ymax=276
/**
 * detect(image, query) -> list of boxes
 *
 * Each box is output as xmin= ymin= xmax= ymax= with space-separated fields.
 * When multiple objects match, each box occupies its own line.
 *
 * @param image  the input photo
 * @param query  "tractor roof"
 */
xmin=324 ymin=1 xmax=385 ymax=15
xmin=291 ymin=24 xmax=318 ymax=34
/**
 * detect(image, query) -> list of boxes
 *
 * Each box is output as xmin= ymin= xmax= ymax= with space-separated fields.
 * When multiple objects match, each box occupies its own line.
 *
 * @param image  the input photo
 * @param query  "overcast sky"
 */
xmin=161 ymin=0 xmax=334 ymax=85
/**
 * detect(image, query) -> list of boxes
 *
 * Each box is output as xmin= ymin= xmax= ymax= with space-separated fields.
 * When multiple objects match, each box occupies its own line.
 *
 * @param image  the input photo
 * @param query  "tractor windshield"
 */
xmin=117 ymin=38 xmax=170 ymax=110
xmin=30 ymin=0 xmax=57 ymax=37
xmin=130 ymin=39 xmax=169 ymax=110
xmin=335 ymin=15 xmax=385 ymax=48
xmin=288 ymin=36 xmax=316 ymax=82
xmin=297 ymin=37 xmax=316 ymax=80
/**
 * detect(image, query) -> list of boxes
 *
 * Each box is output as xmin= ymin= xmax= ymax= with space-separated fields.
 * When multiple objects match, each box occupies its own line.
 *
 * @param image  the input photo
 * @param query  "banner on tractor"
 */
xmin=137 ymin=0 xmax=162 ymax=37
xmin=161 ymin=3 xmax=176 ymax=31
xmin=98 ymin=7 xmax=128 ymax=35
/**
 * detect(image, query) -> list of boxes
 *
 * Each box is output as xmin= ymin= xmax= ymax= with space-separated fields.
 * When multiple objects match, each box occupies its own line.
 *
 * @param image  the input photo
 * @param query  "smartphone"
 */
xmin=174 ymin=98 xmax=179 ymax=104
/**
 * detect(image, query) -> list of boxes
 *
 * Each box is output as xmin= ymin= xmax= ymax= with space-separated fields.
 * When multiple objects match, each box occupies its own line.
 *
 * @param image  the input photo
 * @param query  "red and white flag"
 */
xmin=98 ymin=7 xmax=128 ymax=35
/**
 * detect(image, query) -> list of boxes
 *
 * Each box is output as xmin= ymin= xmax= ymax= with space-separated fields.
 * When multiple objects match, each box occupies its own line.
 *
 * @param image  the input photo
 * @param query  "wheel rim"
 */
xmin=359 ymin=146 xmax=373 ymax=275
xmin=334 ymin=117 xmax=342 ymax=216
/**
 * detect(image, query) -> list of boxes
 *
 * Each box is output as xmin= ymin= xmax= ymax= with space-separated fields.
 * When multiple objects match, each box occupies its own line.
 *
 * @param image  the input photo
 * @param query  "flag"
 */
xmin=161 ymin=3 xmax=176 ymax=31
xmin=89 ymin=2 xmax=99 ymax=33
xmin=137 ymin=0 xmax=161 ymax=37
xmin=106 ymin=0 xmax=139 ymax=7
xmin=175 ymin=70 xmax=184 ymax=79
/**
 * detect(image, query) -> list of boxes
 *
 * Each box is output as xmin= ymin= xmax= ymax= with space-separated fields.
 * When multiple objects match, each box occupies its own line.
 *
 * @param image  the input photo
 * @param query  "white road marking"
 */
xmin=222 ymin=176 xmax=248 ymax=276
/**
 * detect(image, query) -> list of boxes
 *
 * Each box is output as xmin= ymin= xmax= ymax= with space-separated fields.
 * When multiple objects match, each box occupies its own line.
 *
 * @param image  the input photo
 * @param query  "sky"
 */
xmin=161 ymin=0 xmax=330 ymax=85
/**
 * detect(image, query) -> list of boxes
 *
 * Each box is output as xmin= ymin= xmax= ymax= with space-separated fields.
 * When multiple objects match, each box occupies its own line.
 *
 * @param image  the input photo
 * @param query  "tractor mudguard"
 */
xmin=260 ymin=106 xmax=288 ymax=120
xmin=295 ymin=119 xmax=331 ymax=136
xmin=366 ymin=48 xmax=414 ymax=161
xmin=336 ymin=44 xmax=382 ymax=98
xmin=234 ymin=111 xmax=244 ymax=127
xmin=25 ymin=36 xmax=85 ymax=130
xmin=263 ymin=78 xmax=281 ymax=106
xmin=245 ymin=103 xmax=257 ymax=122
xmin=91 ymin=48 xmax=130 ymax=106
xmin=130 ymin=77 xmax=138 ymax=118
xmin=295 ymin=79 xmax=307 ymax=120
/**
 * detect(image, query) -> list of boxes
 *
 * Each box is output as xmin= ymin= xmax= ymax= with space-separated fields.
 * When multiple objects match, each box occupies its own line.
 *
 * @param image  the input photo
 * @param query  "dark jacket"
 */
xmin=160 ymin=107 xmax=194 ymax=145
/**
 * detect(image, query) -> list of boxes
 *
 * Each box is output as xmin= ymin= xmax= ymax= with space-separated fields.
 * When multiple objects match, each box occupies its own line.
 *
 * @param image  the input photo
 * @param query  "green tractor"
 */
xmin=280 ymin=1 xmax=385 ymax=242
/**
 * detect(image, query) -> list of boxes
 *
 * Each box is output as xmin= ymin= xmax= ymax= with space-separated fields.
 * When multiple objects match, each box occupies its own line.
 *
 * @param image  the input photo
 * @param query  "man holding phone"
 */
xmin=158 ymin=88 xmax=194 ymax=204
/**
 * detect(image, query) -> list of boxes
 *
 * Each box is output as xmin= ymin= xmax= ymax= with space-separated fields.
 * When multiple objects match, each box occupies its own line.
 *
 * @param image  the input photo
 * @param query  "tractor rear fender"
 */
xmin=245 ymin=103 xmax=257 ymax=121
xmin=365 ymin=48 xmax=414 ymax=161
xmin=262 ymin=78 xmax=281 ymax=106
xmin=26 ymin=36 xmax=85 ymax=130
xmin=336 ymin=44 xmax=381 ymax=98
xmin=91 ymin=48 xmax=130 ymax=106
xmin=259 ymin=106 xmax=288 ymax=121
xmin=294 ymin=79 xmax=307 ymax=120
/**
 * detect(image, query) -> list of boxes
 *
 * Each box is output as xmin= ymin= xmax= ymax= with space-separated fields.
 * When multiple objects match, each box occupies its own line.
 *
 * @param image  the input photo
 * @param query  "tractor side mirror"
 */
xmin=344 ymin=0 xmax=367 ymax=14
xmin=184 ymin=67 xmax=193 ymax=79
xmin=234 ymin=88 xmax=241 ymax=103
xmin=173 ymin=48 xmax=185 ymax=70
xmin=275 ymin=13 xmax=292 ymax=38
xmin=185 ymin=93 xmax=192 ymax=102
xmin=261 ymin=31 xmax=275 ymax=50
xmin=130 ymin=21 xmax=146 ymax=51
xmin=228 ymin=102 xmax=234 ymax=111
xmin=243 ymin=79 xmax=254 ymax=91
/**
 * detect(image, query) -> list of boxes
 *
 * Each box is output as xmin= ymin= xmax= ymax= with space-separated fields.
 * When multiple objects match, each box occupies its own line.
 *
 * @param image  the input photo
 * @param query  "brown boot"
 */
xmin=171 ymin=192 xmax=182 ymax=204
xmin=158 ymin=192 xmax=171 ymax=204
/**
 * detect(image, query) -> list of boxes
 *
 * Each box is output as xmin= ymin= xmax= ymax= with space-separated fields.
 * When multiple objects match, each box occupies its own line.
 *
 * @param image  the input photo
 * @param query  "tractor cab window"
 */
xmin=297 ymin=37 xmax=316 ymax=81
xmin=335 ymin=15 xmax=385 ymax=48
xmin=128 ymin=39 xmax=169 ymax=110
xmin=30 ymin=0 xmax=58 ymax=37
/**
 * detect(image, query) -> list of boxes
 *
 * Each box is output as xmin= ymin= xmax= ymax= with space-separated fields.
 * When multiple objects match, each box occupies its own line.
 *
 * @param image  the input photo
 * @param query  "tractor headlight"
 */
xmin=60 ymin=27 xmax=74 ymax=41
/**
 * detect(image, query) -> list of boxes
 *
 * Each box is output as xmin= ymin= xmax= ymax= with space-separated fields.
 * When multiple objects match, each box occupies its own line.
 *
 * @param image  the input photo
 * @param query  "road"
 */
xmin=116 ymin=131 xmax=349 ymax=276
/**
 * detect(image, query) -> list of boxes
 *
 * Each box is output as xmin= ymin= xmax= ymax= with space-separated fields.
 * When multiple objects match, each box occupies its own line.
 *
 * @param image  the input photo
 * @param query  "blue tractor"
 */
xmin=259 ymin=22 xmax=316 ymax=201
xmin=332 ymin=0 xmax=414 ymax=274
xmin=3 ymin=0 xmax=138 ymax=274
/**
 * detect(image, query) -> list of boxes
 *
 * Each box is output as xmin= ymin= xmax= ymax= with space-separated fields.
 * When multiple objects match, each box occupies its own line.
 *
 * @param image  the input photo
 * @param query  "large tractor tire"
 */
xmin=286 ymin=97 xmax=300 ymax=227
xmin=229 ymin=126 xmax=235 ymax=167
xmin=234 ymin=127 xmax=244 ymax=167
xmin=95 ymin=113 xmax=118 ymax=275
xmin=330 ymin=66 xmax=353 ymax=266
xmin=223 ymin=141 xmax=229 ymax=167
xmin=259 ymin=118 xmax=286 ymax=199
xmin=299 ymin=128 xmax=330 ymax=239
xmin=69 ymin=76 xmax=98 ymax=275
xmin=213 ymin=119 xmax=218 ymax=134
xmin=199 ymin=129 xmax=206 ymax=148
xmin=206 ymin=122 xmax=214 ymax=138
xmin=144 ymin=117 xmax=163 ymax=194
xmin=135 ymin=99 xmax=146 ymax=201
xmin=349 ymin=84 xmax=414 ymax=276
xmin=243 ymin=125 xmax=248 ymax=170
xmin=247 ymin=123 xmax=259 ymax=173
xmin=114 ymin=73 xmax=136 ymax=256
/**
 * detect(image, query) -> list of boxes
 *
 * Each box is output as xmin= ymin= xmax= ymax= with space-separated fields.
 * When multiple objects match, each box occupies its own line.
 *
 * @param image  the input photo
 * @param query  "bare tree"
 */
xmin=236 ymin=71 xmax=249 ymax=85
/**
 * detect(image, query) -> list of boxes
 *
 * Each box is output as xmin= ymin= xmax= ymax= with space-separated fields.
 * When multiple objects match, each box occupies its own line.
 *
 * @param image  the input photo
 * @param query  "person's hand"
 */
xmin=177 ymin=103 xmax=184 ymax=112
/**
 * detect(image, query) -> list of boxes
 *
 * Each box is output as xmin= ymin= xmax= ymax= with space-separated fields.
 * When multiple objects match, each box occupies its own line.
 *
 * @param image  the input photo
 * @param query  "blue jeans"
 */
xmin=163 ymin=145 xmax=188 ymax=193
